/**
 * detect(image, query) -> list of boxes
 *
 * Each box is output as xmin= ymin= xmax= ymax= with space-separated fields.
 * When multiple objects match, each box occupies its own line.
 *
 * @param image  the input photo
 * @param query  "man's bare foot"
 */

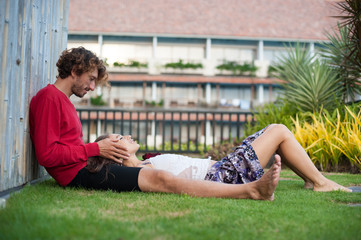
xmin=313 ymin=179 xmax=352 ymax=192
xmin=304 ymin=181 xmax=313 ymax=189
xmin=251 ymin=154 xmax=282 ymax=201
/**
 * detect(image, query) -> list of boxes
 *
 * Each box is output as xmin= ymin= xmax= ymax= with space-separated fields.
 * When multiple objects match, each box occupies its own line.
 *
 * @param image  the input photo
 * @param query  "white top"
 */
xmin=149 ymin=154 xmax=211 ymax=180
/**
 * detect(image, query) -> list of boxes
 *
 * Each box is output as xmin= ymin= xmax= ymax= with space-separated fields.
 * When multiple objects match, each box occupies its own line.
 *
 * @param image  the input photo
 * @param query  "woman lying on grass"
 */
xmin=87 ymin=124 xmax=351 ymax=193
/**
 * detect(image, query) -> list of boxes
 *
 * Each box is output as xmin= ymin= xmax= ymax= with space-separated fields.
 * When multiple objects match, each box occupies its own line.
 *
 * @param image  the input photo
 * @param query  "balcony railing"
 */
xmin=77 ymin=107 xmax=255 ymax=153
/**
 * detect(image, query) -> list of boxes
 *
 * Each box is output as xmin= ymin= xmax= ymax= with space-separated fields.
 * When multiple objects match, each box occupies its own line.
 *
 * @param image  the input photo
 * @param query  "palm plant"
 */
xmin=321 ymin=24 xmax=361 ymax=102
xmin=271 ymin=44 xmax=342 ymax=113
xmin=320 ymin=0 xmax=361 ymax=102
xmin=335 ymin=0 xmax=361 ymax=67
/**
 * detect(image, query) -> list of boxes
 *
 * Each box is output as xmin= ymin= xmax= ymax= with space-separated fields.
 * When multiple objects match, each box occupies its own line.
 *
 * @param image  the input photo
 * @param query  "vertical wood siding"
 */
xmin=0 ymin=0 xmax=69 ymax=192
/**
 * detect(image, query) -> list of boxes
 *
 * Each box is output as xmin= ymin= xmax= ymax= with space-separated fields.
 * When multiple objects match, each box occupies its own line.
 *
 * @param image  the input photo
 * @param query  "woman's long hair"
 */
xmin=86 ymin=135 xmax=122 ymax=179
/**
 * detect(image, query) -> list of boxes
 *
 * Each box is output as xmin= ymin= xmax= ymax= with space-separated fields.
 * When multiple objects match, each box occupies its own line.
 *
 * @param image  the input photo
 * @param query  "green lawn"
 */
xmin=0 ymin=170 xmax=360 ymax=240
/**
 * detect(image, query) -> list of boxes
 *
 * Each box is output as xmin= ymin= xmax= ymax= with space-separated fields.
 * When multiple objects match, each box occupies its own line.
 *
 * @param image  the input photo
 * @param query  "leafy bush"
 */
xmin=145 ymin=99 xmax=164 ymax=107
xmin=216 ymin=61 xmax=258 ymax=76
xmin=113 ymin=60 xmax=148 ymax=68
xmin=292 ymin=104 xmax=361 ymax=172
xmin=90 ymin=95 xmax=106 ymax=106
xmin=244 ymin=100 xmax=298 ymax=137
xmin=113 ymin=62 xmax=125 ymax=67
xmin=335 ymin=106 xmax=361 ymax=170
xmin=164 ymin=60 xmax=203 ymax=70
xmin=128 ymin=60 xmax=148 ymax=68
xmin=270 ymin=44 xmax=342 ymax=112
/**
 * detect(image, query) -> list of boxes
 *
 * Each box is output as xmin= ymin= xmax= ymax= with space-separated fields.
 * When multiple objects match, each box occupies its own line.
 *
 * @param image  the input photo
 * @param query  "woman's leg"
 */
xmin=137 ymin=156 xmax=282 ymax=200
xmin=276 ymin=150 xmax=314 ymax=189
xmin=251 ymin=124 xmax=351 ymax=192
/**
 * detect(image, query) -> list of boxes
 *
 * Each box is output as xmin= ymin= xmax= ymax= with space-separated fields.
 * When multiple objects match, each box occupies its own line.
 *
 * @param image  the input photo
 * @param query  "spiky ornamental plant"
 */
xmin=271 ymin=44 xmax=342 ymax=113
xmin=321 ymin=24 xmax=361 ymax=102
xmin=322 ymin=0 xmax=361 ymax=102
xmin=336 ymin=0 xmax=361 ymax=64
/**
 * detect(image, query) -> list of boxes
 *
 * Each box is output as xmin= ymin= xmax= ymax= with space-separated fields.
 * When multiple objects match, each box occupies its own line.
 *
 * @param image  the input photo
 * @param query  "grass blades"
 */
xmin=0 ymin=172 xmax=360 ymax=240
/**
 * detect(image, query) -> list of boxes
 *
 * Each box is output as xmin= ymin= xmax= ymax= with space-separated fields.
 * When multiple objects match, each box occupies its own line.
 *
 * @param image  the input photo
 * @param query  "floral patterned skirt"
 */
xmin=204 ymin=127 xmax=267 ymax=184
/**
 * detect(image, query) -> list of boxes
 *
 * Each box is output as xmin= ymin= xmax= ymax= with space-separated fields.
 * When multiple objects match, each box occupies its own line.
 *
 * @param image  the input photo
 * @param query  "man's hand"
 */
xmin=97 ymin=138 xmax=130 ymax=164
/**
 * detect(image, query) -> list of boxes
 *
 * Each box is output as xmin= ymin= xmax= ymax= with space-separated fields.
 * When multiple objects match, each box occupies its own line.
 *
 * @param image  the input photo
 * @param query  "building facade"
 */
xmin=67 ymin=0 xmax=341 ymax=110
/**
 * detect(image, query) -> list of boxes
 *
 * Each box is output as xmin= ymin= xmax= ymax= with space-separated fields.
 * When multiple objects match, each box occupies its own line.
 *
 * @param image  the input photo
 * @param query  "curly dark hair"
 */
xmin=86 ymin=134 xmax=123 ymax=182
xmin=56 ymin=47 xmax=108 ymax=86
xmin=86 ymin=134 xmax=122 ymax=172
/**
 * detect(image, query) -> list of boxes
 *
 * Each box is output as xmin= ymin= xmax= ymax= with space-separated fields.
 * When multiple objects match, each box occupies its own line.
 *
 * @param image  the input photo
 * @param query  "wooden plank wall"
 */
xmin=0 ymin=0 xmax=69 ymax=192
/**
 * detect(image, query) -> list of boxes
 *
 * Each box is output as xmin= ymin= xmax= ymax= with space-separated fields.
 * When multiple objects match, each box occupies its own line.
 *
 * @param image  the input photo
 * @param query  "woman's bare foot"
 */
xmin=251 ymin=154 xmax=282 ymax=201
xmin=313 ymin=179 xmax=352 ymax=192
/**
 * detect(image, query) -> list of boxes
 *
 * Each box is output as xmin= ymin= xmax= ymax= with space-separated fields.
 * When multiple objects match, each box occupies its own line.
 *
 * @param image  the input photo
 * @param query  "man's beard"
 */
xmin=72 ymin=85 xmax=87 ymax=98
xmin=72 ymin=78 xmax=87 ymax=98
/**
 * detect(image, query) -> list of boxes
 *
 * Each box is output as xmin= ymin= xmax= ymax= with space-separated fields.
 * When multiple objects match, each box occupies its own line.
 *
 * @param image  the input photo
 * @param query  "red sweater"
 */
xmin=29 ymin=84 xmax=99 ymax=186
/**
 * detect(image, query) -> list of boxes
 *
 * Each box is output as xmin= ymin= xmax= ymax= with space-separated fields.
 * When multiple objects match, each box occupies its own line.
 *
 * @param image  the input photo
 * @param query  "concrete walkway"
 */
xmin=349 ymin=186 xmax=361 ymax=192
xmin=347 ymin=186 xmax=361 ymax=207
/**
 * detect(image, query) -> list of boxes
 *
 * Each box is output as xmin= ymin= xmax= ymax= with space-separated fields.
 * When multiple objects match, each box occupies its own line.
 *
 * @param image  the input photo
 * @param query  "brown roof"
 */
xmin=69 ymin=0 xmax=342 ymax=41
